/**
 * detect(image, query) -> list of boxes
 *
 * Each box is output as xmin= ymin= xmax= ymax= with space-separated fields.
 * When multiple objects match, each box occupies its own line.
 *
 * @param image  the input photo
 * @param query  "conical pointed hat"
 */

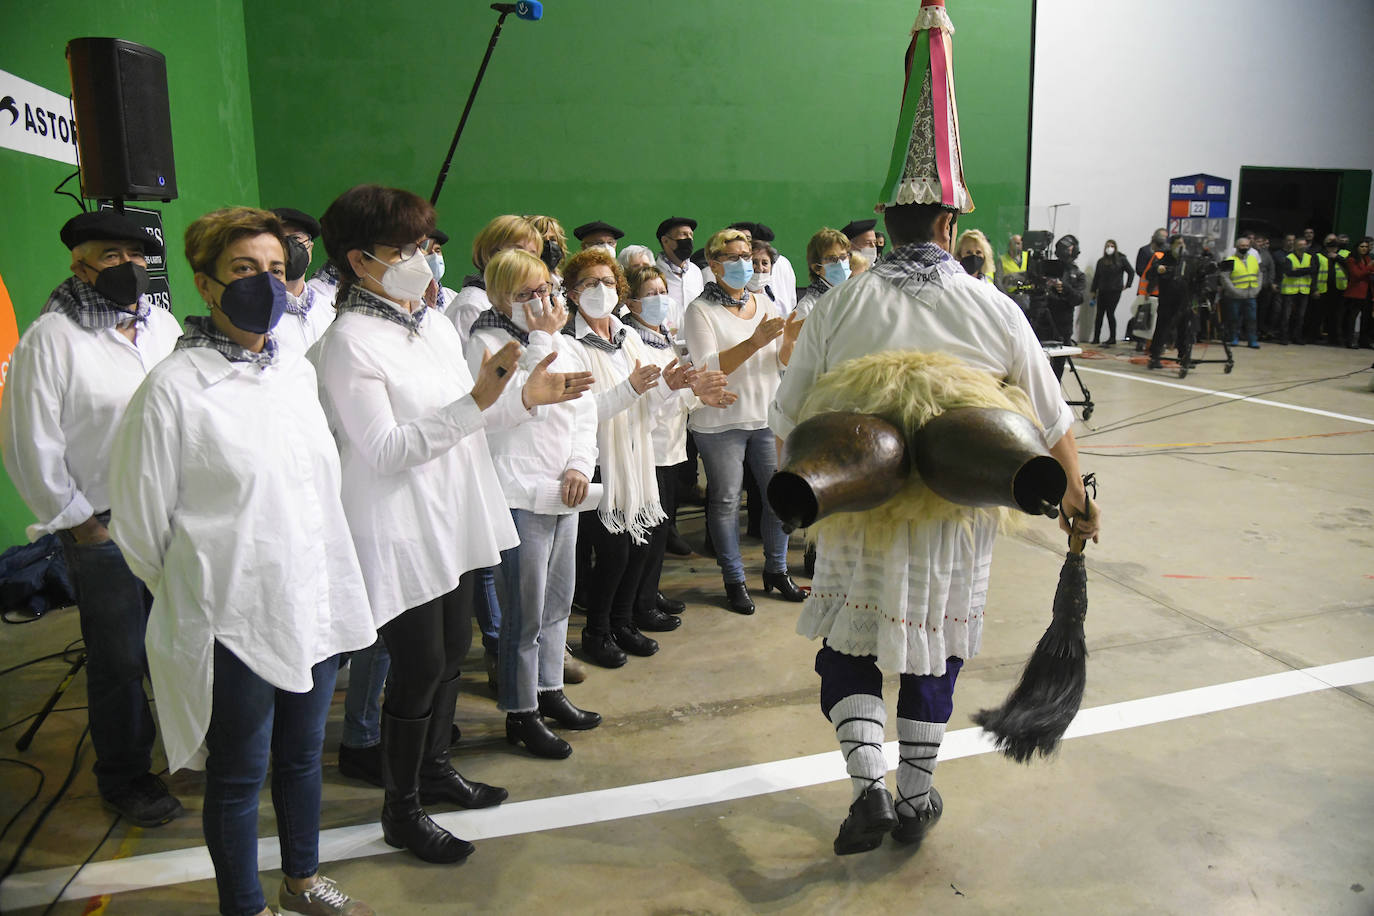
xmin=878 ymin=0 xmax=974 ymax=213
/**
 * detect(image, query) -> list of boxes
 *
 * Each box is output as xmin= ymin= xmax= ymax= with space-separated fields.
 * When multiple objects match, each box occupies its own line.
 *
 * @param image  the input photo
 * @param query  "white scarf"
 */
xmin=575 ymin=329 xmax=665 ymax=543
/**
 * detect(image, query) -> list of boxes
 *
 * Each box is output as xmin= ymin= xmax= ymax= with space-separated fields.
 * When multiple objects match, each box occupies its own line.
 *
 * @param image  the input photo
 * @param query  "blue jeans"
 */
xmin=497 ymin=510 xmax=576 ymax=712
xmin=1224 ymin=297 xmax=1258 ymax=346
xmin=474 ymin=566 xmax=501 ymax=654
xmin=694 ymin=426 xmax=789 ymax=585
xmin=204 ymin=642 xmax=338 ymax=916
xmin=57 ymin=524 xmax=156 ymax=798
xmin=340 ymin=638 xmax=389 ymax=749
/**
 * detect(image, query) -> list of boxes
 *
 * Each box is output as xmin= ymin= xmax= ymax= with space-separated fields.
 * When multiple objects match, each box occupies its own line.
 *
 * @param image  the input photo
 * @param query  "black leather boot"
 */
xmin=762 ymin=572 xmax=806 ymax=602
xmin=537 ymin=689 xmax=602 ymax=730
xmin=418 ymin=677 xmax=508 ymax=809
xmin=380 ymin=711 xmax=474 ymax=863
xmin=505 ymin=711 xmax=572 ymax=759
xmin=724 ymin=581 xmax=755 ymax=615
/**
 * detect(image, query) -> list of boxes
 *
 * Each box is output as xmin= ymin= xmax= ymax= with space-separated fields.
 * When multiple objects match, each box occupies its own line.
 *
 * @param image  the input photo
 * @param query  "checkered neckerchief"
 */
xmin=175 ymin=315 xmax=278 ymax=369
xmin=41 ymin=277 xmax=150 ymax=331
xmin=336 ymin=284 xmax=426 ymax=336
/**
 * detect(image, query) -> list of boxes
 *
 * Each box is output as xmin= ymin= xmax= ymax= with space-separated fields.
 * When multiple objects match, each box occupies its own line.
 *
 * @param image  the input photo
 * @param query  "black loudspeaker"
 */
xmin=66 ymin=38 xmax=177 ymax=202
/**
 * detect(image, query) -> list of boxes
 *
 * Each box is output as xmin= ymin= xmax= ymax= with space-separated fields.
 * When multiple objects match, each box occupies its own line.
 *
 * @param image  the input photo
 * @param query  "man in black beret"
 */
xmin=841 ymin=219 xmax=879 ymax=268
xmin=573 ymin=220 xmax=624 ymax=256
xmin=1 ymin=210 xmax=185 ymax=827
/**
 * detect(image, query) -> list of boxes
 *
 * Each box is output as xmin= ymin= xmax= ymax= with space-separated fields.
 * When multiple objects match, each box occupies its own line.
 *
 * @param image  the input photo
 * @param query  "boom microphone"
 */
xmin=491 ymin=1 xmax=542 ymax=20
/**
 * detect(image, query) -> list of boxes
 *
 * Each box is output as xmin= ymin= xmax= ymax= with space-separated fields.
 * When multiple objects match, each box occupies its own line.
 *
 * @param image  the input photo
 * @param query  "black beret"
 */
xmin=655 ymin=216 xmax=697 ymax=238
xmin=429 ymin=229 xmax=450 ymax=246
xmin=752 ymin=222 xmax=776 ymax=243
xmin=270 ymin=207 xmax=321 ymax=239
xmin=573 ymin=220 xmax=624 ymax=241
xmin=840 ymin=219 xmax=877 ymax=239
xmin=59 ymin=211 xmax=157 ymax=252
xmin=728 ymin=221 xmax=758 ymax=236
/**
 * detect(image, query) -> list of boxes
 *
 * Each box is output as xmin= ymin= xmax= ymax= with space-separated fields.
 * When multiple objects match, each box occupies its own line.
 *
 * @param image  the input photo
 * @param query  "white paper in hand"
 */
xmin=531 ymin=480 xmax=603 ymax=515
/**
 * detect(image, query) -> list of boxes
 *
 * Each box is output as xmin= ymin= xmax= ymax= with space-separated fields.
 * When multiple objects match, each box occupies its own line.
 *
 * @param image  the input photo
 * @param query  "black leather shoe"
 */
xmin=505 ymin=711 xmax=572 ymax=759
xmin=891 ymin=786 xmax=943 ymax=848
xmin=537 ymin=690 xmax=602 ymax=730
xmin=611 ymin=625 xmax=659 ymax=657
xmin=762 ymin=571 xmax=806 ymax=602
xmin=665 ymin=529 xmax=692 ymax=556
xmin=634 ymin=606 xmax=682 ymax=632
xmin=724 ymin=581 xmax=755 ymax=615
xmin=419 ymin=764 xmax=508 ymax=808
xmin=337 ymin=743 xmax=384 ymax=788
xmin=833 ymin=787 xmax=899 ymax=856
xmin=656 ymin=592 xmax=686 ymax=615
xmin=101 ymin=773 xmax=184 ymax=828
xmin=580 ymin=630 xmax=627 ymax=668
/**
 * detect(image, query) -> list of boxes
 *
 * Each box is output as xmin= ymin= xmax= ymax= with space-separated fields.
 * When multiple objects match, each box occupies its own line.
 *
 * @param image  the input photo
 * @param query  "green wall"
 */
xmin=0 ymin=0 xmax=1031 ymax=547
xmin=243 ymin=0 xmax=1031 ymax=275
xmin=0 ymin=0 xmax=260 ymax=546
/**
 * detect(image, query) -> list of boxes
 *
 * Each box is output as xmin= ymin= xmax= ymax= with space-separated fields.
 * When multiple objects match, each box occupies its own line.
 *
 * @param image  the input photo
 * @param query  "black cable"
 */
xmin=0 ymin=758 xmax=44 ymax=847
xmin=0 ymin=724 xmax=90 ymax=887
xmin=40 ymin=811 xmax=119 ymax=916
xmin=0 ymin=706 xmax=86 ymax=736
xmin=0 ymin=639 xmax=84 ymax=679
xmin=52 ymin=170 xmax=86 ymax=213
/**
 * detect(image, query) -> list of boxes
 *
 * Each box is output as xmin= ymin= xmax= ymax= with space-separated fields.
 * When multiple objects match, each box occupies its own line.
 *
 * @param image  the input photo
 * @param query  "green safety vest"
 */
xmin=1229 ymin=251 xmax=1260 ymax=294
xmin=1314 ymin=253 xmax=1347 ymax=294
xmin=999 ymin=251 xmax=1029 ymax=289
xmin=1281 ymin=252 xmax=1312 ymax=295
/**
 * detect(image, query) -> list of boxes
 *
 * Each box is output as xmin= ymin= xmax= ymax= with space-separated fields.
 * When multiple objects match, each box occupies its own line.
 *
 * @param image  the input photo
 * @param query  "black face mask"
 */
xmin=285 ymin=237 xmax=311 ymax=282
xmin=89 ymin=260 xmax=151 ymax=306
xmin=672 ymin=237 xmax=694 ymax=262
xmin=541 ymin=239 xmax=563 ymax=272
xmin=959 ymin=253 xmax=985 ymax=277
xmin=209 ymin=272 xmax=288 ymax=333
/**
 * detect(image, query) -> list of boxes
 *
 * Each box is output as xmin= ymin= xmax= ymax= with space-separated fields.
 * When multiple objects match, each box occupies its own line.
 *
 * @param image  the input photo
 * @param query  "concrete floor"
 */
xmin=1 ymin=341 xmax=1372 ymax=915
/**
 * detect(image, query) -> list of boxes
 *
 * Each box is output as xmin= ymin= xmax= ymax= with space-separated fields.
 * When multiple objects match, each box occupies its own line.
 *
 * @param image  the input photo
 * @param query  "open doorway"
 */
xmin=1237 ymin=166 xmax=1372 ymax=241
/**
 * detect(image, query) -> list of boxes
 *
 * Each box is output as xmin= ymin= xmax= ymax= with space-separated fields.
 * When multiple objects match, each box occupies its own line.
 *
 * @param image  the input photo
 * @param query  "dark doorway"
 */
xmin=1237 ymin=167 xmax=1339 ymax=241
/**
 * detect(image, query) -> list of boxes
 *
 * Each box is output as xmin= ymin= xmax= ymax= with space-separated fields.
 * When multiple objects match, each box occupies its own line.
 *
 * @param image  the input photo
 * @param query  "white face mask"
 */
xmin=577 ymin=283 xmax=617 ymax=319
xmin=746 ymin=271 xmax=770 ymax=292
xmin=1104 ymin=246 xmax=1115 ymax=256
xmin=857 ymin=246 xmax=878 ymax=264
xmin=508 ymin=295 xmax=544 ymax=332
xmin=364 ymin=249 xmax=433 ymax=303
xmin=591 ymin=242 xmax=616 ymax=258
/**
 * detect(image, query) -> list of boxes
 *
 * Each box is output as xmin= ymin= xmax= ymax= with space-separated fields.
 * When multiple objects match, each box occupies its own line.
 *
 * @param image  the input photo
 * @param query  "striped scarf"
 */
xmin=175 ymin=315 xmax=277 ymax=369
xmin=337 ymin=284 xmax=426 ymax=336
xmin=470 ymin=307 xmax=529 ymax=346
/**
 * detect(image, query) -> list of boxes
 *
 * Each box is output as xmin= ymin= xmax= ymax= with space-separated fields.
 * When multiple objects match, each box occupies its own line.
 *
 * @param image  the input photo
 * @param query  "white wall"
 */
xmin=1030 ymin=0 xmax=1374 ymax=335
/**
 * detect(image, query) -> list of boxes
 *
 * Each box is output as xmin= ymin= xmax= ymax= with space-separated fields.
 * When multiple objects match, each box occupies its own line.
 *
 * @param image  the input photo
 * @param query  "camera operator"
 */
xmin=1145 ymin=234 xmax=1196 ymax=370
xmin=1044 ymin=234 xmax=1086 ymax=344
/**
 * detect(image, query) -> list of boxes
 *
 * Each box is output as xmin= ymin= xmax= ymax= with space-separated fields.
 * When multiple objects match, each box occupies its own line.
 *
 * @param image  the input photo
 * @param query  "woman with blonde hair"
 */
xmin=443 ymin=214 xmax=542 ymax=348
xmin=796 ymin=228 xmax=852 ymax=319
xmin=955 ymin=229 xmax=996 ymax=283
xmin=466 ymin=248 xmax=601 ymax=757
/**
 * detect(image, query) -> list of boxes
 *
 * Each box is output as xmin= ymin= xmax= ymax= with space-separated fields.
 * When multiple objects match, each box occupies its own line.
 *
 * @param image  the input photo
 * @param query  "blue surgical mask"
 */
xmin=638 ymin=293 xmax=670 ymax=327
xmin=824 ymin=260 xmax=851 ymax=285
xmin=426 ymin=252 xmax=446 ymax=282
xmin=209 ymin=271 xmax=288 ymax=333
xmin=722 ymin=258 xmax=753 ymax=290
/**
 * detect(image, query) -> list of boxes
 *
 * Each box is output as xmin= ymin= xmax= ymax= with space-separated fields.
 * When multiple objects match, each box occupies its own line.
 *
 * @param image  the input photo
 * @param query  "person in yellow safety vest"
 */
xmin=995 ymin=234 xmax=1032 ymax=305
xmin=1277 ymin=238 xmax=1317 ymax=345
xmin=1313 ymin=234 xmax=1350 ymax=345
xmin=1218 ymin=235 xmax=1262 ymax=348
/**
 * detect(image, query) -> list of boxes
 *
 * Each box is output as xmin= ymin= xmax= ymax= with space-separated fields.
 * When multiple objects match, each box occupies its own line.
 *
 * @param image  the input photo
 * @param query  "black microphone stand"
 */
xmin=430 ymin=7 xmax=512 ymax=205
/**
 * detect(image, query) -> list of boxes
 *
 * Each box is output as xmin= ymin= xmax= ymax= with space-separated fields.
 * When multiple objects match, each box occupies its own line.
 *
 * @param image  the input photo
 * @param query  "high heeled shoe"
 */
xmin=762 ymin=571 xmax=806 ymax=602
xmin=537 ymin=690 xmax=602 ymax=730
xmin=505 ymin=711 xmax=572 ymax=759
xmin=724 ymin=581 xmax=755 ymax=615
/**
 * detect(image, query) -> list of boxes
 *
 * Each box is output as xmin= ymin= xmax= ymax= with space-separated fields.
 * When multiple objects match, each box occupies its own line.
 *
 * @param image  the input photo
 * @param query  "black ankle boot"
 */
xmin=380 ymin=711 xmax=474 ymax=863
xmin=418 ymin=677 xmax=508 ymax=809
xmin=337 ymin=742 xmax=383 ymax=788
xmin=724 ymin=581 xmax=755 ymax=615
xmin=505 ymin=711 xmax=572 ymax=759
xmin=537 ymin=689 xmax=602 ymax=730
xmin=611 ymin=625 xmax=659 ymax=657
xmin=580 ymin=629 xmax=627 ymax=668
xmin=762 ymin=571 xmax=806 ymax=602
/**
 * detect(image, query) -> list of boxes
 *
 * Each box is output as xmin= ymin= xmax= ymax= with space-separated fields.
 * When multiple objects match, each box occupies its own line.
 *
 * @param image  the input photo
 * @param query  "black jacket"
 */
xmin=1091 ymin=253 xmax=1134 ymax=294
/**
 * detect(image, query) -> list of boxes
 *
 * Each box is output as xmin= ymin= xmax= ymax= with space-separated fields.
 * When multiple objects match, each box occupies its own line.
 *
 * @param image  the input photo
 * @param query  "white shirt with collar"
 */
xmin=655 ymin=253 xmax=704 ymax=339
xmin=107 ymin=347 xmax=377 ymax=772
xmin=275 ymin=284 xmax=335 ymax=356
xmin=444 ymin=284 xmax=491 ymax=351
xmin=305 ymin=271 xmax=338 ymax=310
xmin=465 ymin=324 xmax=598 ymax=512
xmin=771 ymin=254 xmax=799 ymax=316
xmin=1 ymin=303 xmax=182 ymax=539
xmin=308 ymin=302 xmax=529 ymax=625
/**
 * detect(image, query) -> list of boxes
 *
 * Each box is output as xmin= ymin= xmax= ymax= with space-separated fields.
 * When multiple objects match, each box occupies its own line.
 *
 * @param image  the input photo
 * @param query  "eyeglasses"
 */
xmin=287 ymin=232 xmax=312 ymax=245
xmin=376 ymin=241 xmax=422 ymax=260
xmin=513 ymin=284 xmax=551 ymax=302
xmin=575 ymin=277 xmax=618 ymax=291
xmin=819 ymin=254 xmax=849 ymax=266
xmin=712 ymin=252 xmax=750 ymax=263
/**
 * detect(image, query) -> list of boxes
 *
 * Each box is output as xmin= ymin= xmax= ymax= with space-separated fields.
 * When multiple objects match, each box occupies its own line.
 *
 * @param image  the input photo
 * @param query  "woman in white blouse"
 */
xmin=684 ymin=228 xmax=806 ymax=615
xmin=442 ymin=214 xmax=542 ymax=349
xmin=466 ymin=249 xmax=601 ymax=758
xmin=109 ymin=206 xmax=376 ymax=916
xmin=311 ymin=185 xmax=591 ymax=864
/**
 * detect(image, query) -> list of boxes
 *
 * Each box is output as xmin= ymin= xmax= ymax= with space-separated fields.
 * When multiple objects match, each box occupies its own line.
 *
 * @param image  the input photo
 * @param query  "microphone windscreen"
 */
xmin=517 ymin=0 xmax=542 ymax=20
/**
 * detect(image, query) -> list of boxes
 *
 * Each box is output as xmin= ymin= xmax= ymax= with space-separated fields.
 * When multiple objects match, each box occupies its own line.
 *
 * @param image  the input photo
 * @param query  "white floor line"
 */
xmin=4 ymin=656 xmax=1372 ymax=911
xmin=1075 ymin=365 xmax=1374 ymax=425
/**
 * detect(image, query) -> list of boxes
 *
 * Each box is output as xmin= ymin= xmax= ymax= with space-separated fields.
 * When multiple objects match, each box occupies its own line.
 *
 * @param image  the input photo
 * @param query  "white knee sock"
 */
xmin=829 ymin=694 xmax=887 ymax=801
xmin=895 ymin=719 xmax=944 ymax=817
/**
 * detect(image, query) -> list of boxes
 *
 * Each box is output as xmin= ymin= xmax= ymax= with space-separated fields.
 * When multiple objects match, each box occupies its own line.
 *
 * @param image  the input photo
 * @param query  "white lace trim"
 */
xmin=912 ymin=5 xmax=955 ymax=35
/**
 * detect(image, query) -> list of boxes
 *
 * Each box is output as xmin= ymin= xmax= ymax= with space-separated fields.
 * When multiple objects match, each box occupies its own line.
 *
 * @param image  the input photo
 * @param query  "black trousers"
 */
xmin=1150 ymin=295 xmax=1192 ymax=363
xmin=579 ymin=510 xmax=651 ymax=634
xmin=635 ymin=466 xmax=678 ymax=615
xmin=377 ymin=572 xmax=475 ymax=719
xmin=1093 ymin=288 xmax=1122 ymax=342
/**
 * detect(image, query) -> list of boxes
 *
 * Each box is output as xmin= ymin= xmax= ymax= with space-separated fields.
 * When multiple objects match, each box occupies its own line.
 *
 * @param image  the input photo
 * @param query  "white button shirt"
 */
xmin=309 ymin=306 xmax=528 ymax=626
xmin=655 ymin=253 xmax=704 ymax=340
xmin=108 ymin=348 xmax=377 ymax=772
xmin=1 ymin=304 xmax=182 ymax=539
xmin=275 ymin=285 xmax=335 ymax=356
xmin=466 ymin=325 xmax=598 ymax=511
xmin=771 ymin=254 xmax=799 ymax=316
xmin=684 ymin=293 xmax=784 ymax=434
xmin=444 ymin=284 xmax=491 ymax=351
